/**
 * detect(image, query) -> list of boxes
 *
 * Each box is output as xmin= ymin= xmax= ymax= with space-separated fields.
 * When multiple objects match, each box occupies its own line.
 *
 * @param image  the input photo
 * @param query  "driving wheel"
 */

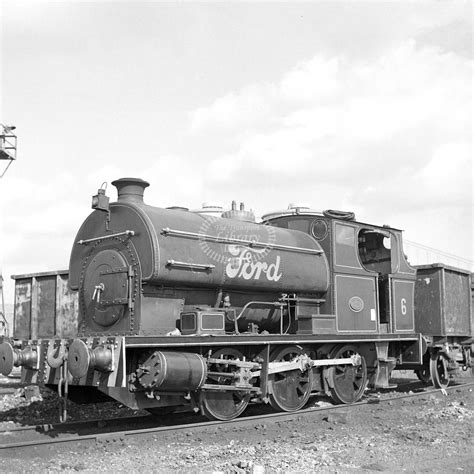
xmin=328 ymin=345 xmax=367 ymax=404
xmin=199 ymin=348 xmax=250 ymax=421
xmin=268 ymin=345 xmax=313 ymax=412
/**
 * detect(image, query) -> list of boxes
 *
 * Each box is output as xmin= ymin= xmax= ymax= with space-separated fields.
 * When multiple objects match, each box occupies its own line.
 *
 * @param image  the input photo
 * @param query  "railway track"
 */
xmin=1 ymin=379 xmax=473 ymax=452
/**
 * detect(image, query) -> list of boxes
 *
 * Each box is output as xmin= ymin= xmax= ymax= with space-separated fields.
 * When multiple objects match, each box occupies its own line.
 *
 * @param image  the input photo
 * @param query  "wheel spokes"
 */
xmin=329 ymin=345 xmax=368 ymax=405
xmin=268 ymin=346 xmax=313 ymax=412
xmin=199 ymin=348 xmax=251 ymax=421
xmin=430 ymin=352 xmax=449 ymax=389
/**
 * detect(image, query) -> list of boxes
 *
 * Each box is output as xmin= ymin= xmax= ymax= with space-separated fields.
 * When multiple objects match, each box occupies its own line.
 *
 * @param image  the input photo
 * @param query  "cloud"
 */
xmin=418 ymin=142 xmax=472 ymax=205
xmin=0 ymin=156 xmax=207 ymax=268
xmin=416 ymin=19 xmax=472 ymax=58
xmin=186 ymin=39 xmax=472 ymax=263
xmin=190 ymin=83 xmax=276 ymax=135
xmin=280 ymin=56 xmax=341 ymax=104
xmin=188 ymin=39 xmax=471 ymax=194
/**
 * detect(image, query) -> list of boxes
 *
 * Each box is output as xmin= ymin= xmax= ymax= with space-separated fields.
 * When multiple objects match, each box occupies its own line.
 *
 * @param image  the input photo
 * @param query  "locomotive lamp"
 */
xmin=91 ymin=182 xmax=110 ymax=211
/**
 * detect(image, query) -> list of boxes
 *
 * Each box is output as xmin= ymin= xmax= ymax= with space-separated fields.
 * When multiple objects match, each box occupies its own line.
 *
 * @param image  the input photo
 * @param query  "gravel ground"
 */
xmin=0 ymin=370 xmax=145 ymax=426
xmin=1 ymin=371 xmax=473 ymax=472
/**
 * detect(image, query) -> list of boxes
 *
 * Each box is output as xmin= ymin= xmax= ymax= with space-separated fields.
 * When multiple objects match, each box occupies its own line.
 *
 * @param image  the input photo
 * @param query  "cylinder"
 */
xmin=135 ymin=351 xmax=207 ymax=392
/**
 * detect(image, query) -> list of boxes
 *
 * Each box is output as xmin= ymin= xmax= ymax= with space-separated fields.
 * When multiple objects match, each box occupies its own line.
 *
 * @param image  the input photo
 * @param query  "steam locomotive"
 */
xmin=0 ymin=178 xmax=472 ymax=421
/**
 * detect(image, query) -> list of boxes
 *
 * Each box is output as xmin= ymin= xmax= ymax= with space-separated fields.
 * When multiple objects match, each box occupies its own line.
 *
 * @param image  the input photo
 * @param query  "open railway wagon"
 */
xmin=0 ymin=178 xmax=472 ymax=422
xmin=410 ymin=264 xmax=473 ymax=387
xmin=9 ymin=270 xmax=78 ymax=341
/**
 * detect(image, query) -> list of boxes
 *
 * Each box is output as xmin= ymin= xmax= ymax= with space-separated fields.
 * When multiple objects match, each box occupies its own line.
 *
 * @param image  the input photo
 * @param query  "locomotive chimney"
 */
xmin=112 ymin=177 xmax=150 ymax=203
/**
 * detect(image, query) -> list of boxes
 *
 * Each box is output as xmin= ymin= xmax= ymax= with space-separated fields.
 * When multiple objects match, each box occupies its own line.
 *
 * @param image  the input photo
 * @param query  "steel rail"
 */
xmin=1 ymin=380 xmax=473 ymax=451
xmin=0 ymin=414 xmax=151 ymax=434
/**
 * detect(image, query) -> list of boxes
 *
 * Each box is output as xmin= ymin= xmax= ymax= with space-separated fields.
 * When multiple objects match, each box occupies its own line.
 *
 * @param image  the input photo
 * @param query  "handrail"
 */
xmin=161 ymin=227 xmax=323 ymax=255
xmin=77 ymin=230 xmax=135 ymax=245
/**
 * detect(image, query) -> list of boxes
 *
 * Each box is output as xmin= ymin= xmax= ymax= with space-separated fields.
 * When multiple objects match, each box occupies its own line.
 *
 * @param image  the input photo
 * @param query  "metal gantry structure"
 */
xmin=404 ymin=240 xmax=474 ymax=273
xmin=0 ymin=124 xmax=17 ymax=337
xmin=0 ymin=124 xmax=17 ymax=178
xmin=0 ymin=275 xmax=8 ymax=337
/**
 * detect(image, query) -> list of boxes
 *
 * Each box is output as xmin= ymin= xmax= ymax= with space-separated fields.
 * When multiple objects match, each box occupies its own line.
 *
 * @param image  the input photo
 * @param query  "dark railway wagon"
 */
xmin=413 ymin=264 xmax=473 ymax=387
xmin=11 ymin=270 xmax=78 ymax=340
xmin=415 ymin=264 xmax=472 ymax=337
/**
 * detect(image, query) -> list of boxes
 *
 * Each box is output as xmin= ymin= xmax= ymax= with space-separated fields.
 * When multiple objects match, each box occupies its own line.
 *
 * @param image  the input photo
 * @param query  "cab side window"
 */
xmin=334 ymin=223 xmax=360 ymax=268
xmin=358 ymin=230 xmax=391 ymax=274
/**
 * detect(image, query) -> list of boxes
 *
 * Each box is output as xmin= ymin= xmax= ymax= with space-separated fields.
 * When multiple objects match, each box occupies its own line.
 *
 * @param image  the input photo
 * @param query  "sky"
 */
xmin=0 ymin=0 xmax=472 ymax=304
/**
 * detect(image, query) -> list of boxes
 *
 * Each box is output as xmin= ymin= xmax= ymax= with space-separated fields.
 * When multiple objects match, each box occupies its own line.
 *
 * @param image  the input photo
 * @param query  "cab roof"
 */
xmin=262 ymin=207 xmax=403 ymax=232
